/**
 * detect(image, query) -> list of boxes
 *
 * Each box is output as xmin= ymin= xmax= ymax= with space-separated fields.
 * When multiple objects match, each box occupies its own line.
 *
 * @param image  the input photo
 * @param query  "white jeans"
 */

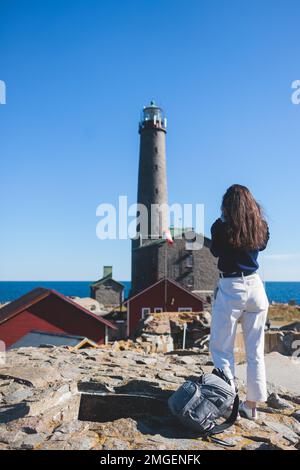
xmin=209 ymin=272 xmax=269 ymax=402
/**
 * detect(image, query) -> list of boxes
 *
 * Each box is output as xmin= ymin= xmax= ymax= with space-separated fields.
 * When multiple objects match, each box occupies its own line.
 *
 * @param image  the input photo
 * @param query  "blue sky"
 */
xmin=0 ymin=0 xmax=299 ymax=282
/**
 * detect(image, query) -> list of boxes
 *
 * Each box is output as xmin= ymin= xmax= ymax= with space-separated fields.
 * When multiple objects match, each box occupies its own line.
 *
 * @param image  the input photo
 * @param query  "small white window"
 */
xmin=154 ymin=307 xmax=163 ymax=313
xmin=178 ymin=307 xmax=192 ymax=312
xmin=141 ymin=307 xmax=151 ymax=319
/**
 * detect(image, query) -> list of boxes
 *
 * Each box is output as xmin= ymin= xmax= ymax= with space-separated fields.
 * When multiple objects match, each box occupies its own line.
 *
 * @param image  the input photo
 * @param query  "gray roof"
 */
xmin=9 ymin=330 xmax=85 ymax=349
xmin=90 ymin=274 xmax=124 ymax=289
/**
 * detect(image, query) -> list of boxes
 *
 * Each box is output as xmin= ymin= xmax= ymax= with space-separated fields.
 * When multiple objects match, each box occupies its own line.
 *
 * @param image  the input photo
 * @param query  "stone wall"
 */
xmin=131 ymin=236 xmax=219 ymax=296
xmin=92 ymin=280 xmax=122 ymax=307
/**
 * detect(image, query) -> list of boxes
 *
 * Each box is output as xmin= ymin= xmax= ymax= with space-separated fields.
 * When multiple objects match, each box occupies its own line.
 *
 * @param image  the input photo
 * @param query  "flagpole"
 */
xmin=164 ymin=241 xmax=167 ymax=310
xmin=163 ymin=228 xmax=173 ymax=311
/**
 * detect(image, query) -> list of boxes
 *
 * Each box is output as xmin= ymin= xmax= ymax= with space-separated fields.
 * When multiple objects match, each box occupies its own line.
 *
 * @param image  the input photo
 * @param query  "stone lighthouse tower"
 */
xmin=136 ymin=101 xmax=168 ymax=239
xmin=131 ymin=101 xmax=168 ymax=295
xmin=130 ymin=101 xmax=219 ymax=297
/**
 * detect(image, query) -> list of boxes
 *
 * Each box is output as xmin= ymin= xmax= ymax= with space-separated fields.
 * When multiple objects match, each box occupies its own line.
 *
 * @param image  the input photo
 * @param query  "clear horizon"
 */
xmin=1 ymin=279 xmax=300 ymax=284
xmin=1 ymin=0 xmax=300 ymax=282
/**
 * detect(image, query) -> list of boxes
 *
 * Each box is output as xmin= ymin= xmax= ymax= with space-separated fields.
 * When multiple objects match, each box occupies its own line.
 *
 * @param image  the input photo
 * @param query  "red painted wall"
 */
xmin=128 ymin=280 xmax=203 ymax=336
xmin=0 ymin=294 xmax=107 ymax=347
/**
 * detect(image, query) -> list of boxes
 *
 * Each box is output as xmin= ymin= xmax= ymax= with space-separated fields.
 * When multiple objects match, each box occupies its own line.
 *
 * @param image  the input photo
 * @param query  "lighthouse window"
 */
xmin=154 ymin=146 xmax=158 ymax=154
xmin=187 ymin=274 xmax=194 ymax=287
xmin=154 ymin=164 xmax=158 ymax=171
xmin=155 ymin=188 xmax=158 ymax=194
xmin=186 ymin=254 xmax=193 ymax=268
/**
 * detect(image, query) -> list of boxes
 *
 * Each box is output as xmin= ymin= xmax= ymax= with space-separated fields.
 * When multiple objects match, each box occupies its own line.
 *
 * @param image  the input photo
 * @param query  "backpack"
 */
xmin=167 ymin=368 xmax=239 ymax=447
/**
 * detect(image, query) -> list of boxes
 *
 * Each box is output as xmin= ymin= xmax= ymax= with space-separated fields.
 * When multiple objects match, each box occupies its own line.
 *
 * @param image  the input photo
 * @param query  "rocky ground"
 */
xmin=0 ymin=345 xmax=300 ymax=450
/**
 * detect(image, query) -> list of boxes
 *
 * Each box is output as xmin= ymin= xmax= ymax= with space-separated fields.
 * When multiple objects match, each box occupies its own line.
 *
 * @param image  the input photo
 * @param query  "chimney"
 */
xmin=103 ymin=266 xmax=112 ymax=278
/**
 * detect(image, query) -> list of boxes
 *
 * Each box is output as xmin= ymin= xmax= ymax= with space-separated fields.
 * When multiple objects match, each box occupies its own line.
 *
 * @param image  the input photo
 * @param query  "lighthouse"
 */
xmin=130 ymin=101 xmax=219 ymax=297
xmin=136 ymin=101 xmax=168 ymax=239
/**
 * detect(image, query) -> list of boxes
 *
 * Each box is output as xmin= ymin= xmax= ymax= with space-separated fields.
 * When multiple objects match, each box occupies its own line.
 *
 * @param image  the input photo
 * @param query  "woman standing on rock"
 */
xmin=209 ymin=184 xmax=269 ymax=420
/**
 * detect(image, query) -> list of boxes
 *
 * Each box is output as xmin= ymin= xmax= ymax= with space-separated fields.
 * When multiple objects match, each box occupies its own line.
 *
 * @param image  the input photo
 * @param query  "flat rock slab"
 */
xmin=262 ymin=420 xmax=299 ymax=444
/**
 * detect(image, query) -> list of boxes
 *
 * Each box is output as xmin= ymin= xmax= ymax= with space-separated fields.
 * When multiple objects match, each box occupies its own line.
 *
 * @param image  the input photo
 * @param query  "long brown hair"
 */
xmin=221 ymin=184 xmax=268 ymax=250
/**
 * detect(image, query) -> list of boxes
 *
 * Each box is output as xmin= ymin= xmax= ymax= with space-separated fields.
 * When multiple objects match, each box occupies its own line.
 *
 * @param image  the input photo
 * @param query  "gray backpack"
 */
xmin=168 ymin=369 xmax=239 ymax=447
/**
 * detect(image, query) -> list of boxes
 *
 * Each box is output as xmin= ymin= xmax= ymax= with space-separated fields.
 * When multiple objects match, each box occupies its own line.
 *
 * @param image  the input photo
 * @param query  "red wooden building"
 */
xmin=124 ymin=278 xmax=204 ymax=337
xmin=0 ymin=288 xmax=117 ymax=348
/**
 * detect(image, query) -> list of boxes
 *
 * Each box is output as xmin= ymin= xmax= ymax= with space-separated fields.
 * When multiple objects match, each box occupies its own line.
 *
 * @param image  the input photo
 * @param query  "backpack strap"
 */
xmin=205 ymin=435 xmax=236 ymax=448
xmin=207 ymin=394 xmax=240 ymax=436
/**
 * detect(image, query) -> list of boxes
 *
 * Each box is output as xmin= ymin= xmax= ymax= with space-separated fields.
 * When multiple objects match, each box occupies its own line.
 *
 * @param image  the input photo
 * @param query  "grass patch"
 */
xmin=268 ymin=304 xmax=300 ymax=324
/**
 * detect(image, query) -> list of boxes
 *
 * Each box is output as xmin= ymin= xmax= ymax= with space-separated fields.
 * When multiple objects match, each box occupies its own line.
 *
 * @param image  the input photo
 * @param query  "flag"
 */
xmin=164 ymin=229 xmax=173 ymax=245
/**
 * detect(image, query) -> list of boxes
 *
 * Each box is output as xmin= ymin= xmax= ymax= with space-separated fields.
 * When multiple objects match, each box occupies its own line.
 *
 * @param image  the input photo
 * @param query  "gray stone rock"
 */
xmin=19 ymin=433 xmax=45 ymax=450
xmin=174 ymin=356 xmax=196 ymax=365
xmin=102 ymin=437 xmax=129 ymax=450
xmin=242 ymin=442 xmax=277 ymax=450
xmin=156 ymin=372 xmax=183 ymax=384
xmin=292 ymin=410 xmax=300 ymax=423
xmin=262 ymin=420 xmax=299 ymax=444
xmin=289 ymin=418 xmax=300 ymax=436
xmin=237 ymin=418 xmax=260 ymax=431
xmin=135 ymin=357 xmax=157 ymax=365
xmin=267 ymin=393 xmax=293 ymax=410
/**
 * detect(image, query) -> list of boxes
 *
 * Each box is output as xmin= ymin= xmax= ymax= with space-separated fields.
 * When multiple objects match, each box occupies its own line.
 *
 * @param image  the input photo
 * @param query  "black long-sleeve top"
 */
xmin=210 ymin=218 xmax=269 ymax=274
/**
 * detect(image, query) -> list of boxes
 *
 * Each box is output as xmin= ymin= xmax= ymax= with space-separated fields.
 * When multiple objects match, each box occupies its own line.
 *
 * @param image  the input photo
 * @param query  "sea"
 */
xmin=0 ymin=281 xmax=300 ymax=305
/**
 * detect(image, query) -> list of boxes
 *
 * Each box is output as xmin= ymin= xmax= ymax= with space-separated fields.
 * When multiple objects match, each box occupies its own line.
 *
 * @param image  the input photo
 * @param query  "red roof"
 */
xmin=124 ymin=277 xmax=206 ymax=304
xmin=0 ymin=288 xmax=117 ymax=330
